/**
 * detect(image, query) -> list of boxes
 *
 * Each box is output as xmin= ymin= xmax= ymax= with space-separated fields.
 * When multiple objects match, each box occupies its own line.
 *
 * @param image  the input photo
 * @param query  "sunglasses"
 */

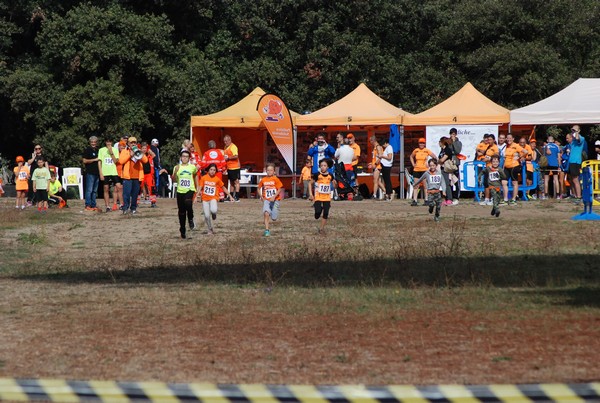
xmin=35 ymin=147 xmax=42 ymax=150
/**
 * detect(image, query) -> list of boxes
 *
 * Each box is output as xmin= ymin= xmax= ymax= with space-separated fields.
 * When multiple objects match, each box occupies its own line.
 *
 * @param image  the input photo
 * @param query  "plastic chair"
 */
xmin=62 ymin=167 xmax=83 ymax=199
xmin=169 ymin=176 xmax=177 ymax=198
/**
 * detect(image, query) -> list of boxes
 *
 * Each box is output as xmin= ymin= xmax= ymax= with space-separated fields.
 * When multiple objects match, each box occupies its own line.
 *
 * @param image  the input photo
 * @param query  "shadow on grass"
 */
xmin=516 ymin=286 xmax=600 ymax=308
xmin=11 ymin=253 xmax=600 ymax=291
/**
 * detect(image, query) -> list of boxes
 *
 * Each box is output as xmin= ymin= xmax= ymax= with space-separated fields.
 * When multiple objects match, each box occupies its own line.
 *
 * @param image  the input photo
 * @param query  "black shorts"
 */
xmin=35 ymin=189 xmax=48 ymax=202
xmin=227 ymin=168 xmax=240 ymax=182
xmin=504 ymin=166 xmax=521 ymax=181
xmin=103 ymin=175 xmax=120 ymax=186
xmin=544 ymin=166 xmax=558 ymax=173
xmin=569 ymin=163 xmax=581 ymax=178
xmin=526 ymin=170 xmax=533 ymax=181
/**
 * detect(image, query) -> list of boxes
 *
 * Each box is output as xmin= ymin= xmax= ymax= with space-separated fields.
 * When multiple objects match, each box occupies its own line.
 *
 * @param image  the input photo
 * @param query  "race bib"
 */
xmin=265 ymin=188 xmax=277 ymax=198
xmin=18 ymin=171 xmax=28 ymax=180
xmin=430 ymin=175 xmax=441 ymax=184
xmin=179 ymin=178 xmax=191 ymax=189
xmin=104 ymin=157 xmax=114 ymax=165
xmin=318 ymin=184 xmax=330 ymax=194
xmin=203 ymin=185 xmax=216 ymax=196
xmin=489 ymin=171 xmax=500 ymax=181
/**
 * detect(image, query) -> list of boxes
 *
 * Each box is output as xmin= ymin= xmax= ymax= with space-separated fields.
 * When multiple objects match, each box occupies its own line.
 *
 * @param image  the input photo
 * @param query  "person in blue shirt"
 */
xmin=307 ymin=133 xmax=336 ymax=174
xmin=567 ymin=125 xmax=585 ymax=200
xmin=543 ymin=135 xmax=561 ymax=199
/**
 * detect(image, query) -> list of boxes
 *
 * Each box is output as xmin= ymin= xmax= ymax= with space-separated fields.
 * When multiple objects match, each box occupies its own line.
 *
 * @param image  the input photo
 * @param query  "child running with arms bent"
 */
xmin=478 ymin=154 xmax=506 ymax=217
xmin=198 ymin=163 xmax=233 ymax=235
xmin=412 ymin=159 xmax=446 ymax=222
xmin=172 ymin=150 xmax=198 ymax=239
xmin=309 ymin=158 xmax=336 ymax=234
xmin=257 ymin=163 xmax=284 ymax=237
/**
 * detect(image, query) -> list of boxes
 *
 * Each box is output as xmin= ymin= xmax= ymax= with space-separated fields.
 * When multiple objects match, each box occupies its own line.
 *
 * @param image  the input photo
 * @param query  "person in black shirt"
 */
xmin=82 ymin=136 xmax=100 ymax=211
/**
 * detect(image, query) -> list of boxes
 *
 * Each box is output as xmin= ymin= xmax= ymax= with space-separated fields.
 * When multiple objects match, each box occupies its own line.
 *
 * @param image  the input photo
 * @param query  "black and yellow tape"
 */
xmin=1 ymin=378 xmax=599 ymax=402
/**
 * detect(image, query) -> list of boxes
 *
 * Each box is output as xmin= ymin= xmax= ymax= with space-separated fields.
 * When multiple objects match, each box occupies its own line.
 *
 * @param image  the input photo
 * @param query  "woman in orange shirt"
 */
xmin=198 ymin=163 xmax=233 ymax=235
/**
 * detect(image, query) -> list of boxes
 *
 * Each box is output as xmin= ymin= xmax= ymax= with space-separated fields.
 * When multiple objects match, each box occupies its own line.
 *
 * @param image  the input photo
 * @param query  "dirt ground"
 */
xmin=1 ymin=196 xmax=599 ymax=385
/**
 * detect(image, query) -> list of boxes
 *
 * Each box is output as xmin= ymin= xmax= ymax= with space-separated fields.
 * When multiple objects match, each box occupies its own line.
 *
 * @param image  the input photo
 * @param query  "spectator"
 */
xmin=437 ymin=136 xmax=454 ymax=206
xmin=410 ymin=137 xmax=436 ymax=206
xmin=566 ymin=125 xmax=585 ymax=200
xmin=300 ymin=158 xmax=312 ymax=199
xmin=595 ymin=140 xmax=600 ymax=160
xmin=200 ymin=140 xmax=227 ymax=181
xmin=31 ymin=157 xmax=51 ymax=213
xmin=334 ymin=136 xmax=356 ymax=199
xmin=82 ymin=136 xmax=100 ymax=211
xmin=48 ymin=171 xmax=68 ymax=208
xmin=14 ymin=155 xmax=29 ymax=209
xmin=98 ymin=137 xmax=121 ymax=212
xmin=379 ymin=138 xmax=394 ymax=201
xmin=141 ymin=142 xmax=157 ymax=207
xmin=503 ymin=134 xmax=528 ymax=205
xmin=223 ymin=134 xmax=241 ymax=202
xmin=518 ymin=137 xmax=535 ymax=199
xmin=26 ymin=144 xmax=48 ymax=205
xmin=559 ymin=140 xmax=570 ymax=199
xmin=368 ymin=135 xmax=386 ymax=199
xmin=448 ymin=128 xmax=462 ymax=204
xmin=543 ymin=135 xmax=561 ymax=199
xmin=347 ymin=133 xmax=361 ymax=174
xmin=307 ymin=133 xmax=335 ymax=174
xmin=119 ymin=136 xmax=148 ymax=215
xmin=172 ymin=149 xmax=198 ymax=239
xmin=257 ymin=162 xmax=284 ymax=237
xmin=412 ymin=159 xmax=446 ymax=222
xmin=150 ymin=138 xmax=162 ymax=197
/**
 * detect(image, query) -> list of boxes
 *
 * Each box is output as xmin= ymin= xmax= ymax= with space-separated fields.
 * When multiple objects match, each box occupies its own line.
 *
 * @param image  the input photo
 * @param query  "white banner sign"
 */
xmin=425 ymin=125 xmax=499 ymax=190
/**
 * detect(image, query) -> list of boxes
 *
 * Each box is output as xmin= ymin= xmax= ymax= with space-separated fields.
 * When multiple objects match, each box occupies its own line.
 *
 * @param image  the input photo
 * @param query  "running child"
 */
xmin=172 ymin=150 xmax=198 ymax=239
xmin=478 ymin=154 xmax=507 ymax=217
xmin=412 ymin=159 xmax=446 ymax=222
xmin=198 ymin=163 xmax=233 ymax=235
xmin=31 ymin=157 xmax=51 ymax=213
xmin=257 ymin=163 xmax=284 ymax=237
xmin=309 ymin=158 xmax=336 ymax=234
xmin=14 ymin=156 xmax=30 ymax=209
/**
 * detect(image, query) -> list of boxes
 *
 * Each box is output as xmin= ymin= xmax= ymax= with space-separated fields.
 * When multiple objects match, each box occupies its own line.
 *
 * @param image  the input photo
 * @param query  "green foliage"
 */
xmin=1 ymin=0 xmax=600 ymax=165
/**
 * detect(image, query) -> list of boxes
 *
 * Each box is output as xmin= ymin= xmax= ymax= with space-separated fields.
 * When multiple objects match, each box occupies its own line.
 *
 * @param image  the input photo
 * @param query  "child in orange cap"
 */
xmin=14 ymin=156 xmax=30 ymax=209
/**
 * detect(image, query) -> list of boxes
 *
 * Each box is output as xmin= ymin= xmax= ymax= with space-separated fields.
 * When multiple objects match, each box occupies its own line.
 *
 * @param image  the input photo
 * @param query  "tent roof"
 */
xmin=191 ymin=87 xmax=298 ymax=129
xmin=510 ymin=78 xmax=600 ymax=125
xmin=295 ymin=83 xmax=411 ymax=126
xmin=403 ymin=82 xmax=510 ymax=125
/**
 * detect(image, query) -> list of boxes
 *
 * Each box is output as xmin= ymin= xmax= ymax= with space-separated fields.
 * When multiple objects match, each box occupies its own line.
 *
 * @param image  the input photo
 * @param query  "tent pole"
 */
xmin=399 ymin=125 xmax=405 ymax=199
xmin=292 ymin=125 xmax=297 ymax=199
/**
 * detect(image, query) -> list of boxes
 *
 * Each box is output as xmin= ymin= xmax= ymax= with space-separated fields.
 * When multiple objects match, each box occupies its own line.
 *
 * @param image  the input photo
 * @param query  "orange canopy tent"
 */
xmin=295 ymin=83 xmax=411 ymax=127
xmin=190 ymin=87 xmax=299 ymax=172
xmin=403 ymin=82 xmax=510 ymax=126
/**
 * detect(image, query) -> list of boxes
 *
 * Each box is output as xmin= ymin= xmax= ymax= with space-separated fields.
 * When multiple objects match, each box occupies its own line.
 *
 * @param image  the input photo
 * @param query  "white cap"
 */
xmin=151 ymin=138 xmax=159 ymax=145
xmin=595 ymin=140 xmax=600 ymax=146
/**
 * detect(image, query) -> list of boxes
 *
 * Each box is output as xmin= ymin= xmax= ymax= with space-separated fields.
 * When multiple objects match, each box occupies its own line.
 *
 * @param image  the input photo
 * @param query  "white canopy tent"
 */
xmin=510 ymin=78 xmax=600 ymax=125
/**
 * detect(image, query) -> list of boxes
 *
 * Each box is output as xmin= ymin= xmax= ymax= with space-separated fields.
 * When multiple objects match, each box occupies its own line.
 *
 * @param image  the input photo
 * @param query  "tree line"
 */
xmin=1 ymin=0 xmax=599 ymax=168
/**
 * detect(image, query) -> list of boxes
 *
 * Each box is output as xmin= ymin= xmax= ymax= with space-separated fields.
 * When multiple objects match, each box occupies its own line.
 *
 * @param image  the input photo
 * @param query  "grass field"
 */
xmin=0 ymin=196 xmax=599 ymax=384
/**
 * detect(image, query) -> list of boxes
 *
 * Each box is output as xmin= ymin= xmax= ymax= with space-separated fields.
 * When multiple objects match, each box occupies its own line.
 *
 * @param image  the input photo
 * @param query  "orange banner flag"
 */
xmin=256 ymin=94 xmax=294 ymax=171
xmin=528 ymin=125 xmax=536 ymax=143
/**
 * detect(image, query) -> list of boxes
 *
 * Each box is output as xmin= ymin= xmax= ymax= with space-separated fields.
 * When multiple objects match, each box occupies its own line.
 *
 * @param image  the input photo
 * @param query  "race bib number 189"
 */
xmin=430 ymin=175 xmax=441 ymax=184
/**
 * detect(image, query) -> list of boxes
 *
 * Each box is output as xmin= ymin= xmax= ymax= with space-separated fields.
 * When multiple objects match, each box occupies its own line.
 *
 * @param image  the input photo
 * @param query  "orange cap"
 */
xmin=346 ymin=133 xmax=355 ymax=139
xmin=418 ymin=138 xmax=426 ymax=143
xmin=16 ymin=156 xmax=25 ymax=163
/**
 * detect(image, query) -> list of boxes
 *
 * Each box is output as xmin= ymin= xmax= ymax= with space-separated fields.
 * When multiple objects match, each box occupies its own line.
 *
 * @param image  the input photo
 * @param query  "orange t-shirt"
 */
xmin=301 ymin=166 xmax=312 ymax=181
xmin=258 ymin=175 xmax=283 ymax=200
xmin=412 ymin=148 xmax=432 ymax=172
xmin=504 ymin=143 xmax=526 ymax=169
xmin=313 ymin=172 xmax=333 ymax=202
xmin=476 ymin=142 xmax=488 ymax=161
xmin=224 ymin=144 xmax=241 ymax=170
xmin=371 ymin=145 xmax=382 ymax=170
xmin=14 ymin=165 xmax=30 ymax=191
xmin=199 ymin=174 xmax=224 ymax=201
xmin=350 ymin=143 xmax=360 ymax=166
xmin=523 ymin=144 xmax=534 ymax=172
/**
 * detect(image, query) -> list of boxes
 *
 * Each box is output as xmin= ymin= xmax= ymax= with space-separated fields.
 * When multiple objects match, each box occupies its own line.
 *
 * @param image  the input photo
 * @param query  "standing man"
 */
xmin=334 ymin=136 xmax=356 ymax=199
xmin=347 ymin=133 xmax=361 ymax=173
xmin=567 ymin=125 xmax=585 ymax=201
xmin=307 ymin=133 xmax=336 ymax=174
xmin=150 ymin=138 xmax=162 ymax=197
xmin=82 ymin=136 xmax=100 ymax=211
xmin=98 ymin=137 xmax=121 ymax=212
xmin=223 ymin=134 xmax=241 ymax=202
xmin=448 ymin=128 xmax=462 ymax=204
xmin=119 ymin=136 xmax=148 ymax=215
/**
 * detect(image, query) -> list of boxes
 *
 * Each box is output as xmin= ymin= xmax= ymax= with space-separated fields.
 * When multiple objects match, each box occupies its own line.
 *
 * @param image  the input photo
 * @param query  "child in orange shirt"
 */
xmin=258 ymin=163 xmax=284 ymax=237
xmin=198 ymin=163 xmax=233 ymax=235
xmin=309 ymin=158 xmax=336 ymax=234
xmin=300 ymin=158 xmax=312 ymax=199
xmin=14 ymin=156 xmax=30 ymax=209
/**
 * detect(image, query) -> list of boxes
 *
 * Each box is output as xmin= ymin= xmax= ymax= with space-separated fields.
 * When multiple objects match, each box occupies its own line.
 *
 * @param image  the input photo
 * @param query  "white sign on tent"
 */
xmin=425 ymin=125 xmax=499 ymax=190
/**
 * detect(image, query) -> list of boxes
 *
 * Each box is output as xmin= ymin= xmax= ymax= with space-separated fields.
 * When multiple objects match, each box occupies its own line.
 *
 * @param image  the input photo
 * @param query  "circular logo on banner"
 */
xmin=209 ymin=150 xmax=218 ymax=159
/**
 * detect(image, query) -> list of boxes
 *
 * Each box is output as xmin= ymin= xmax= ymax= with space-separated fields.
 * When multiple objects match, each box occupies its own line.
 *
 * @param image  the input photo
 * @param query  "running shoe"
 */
xmin=264 ymin=229 xmax=270 ymax=237
xmin=452 ymin=199 xmax=459 ymax=205
xmin=428 ymin=204 xmax=434 ymax=214
xmin=491 ymin=207 xmax=496 ymax=216
xmin=499 ymin=200 xmax=508 ymax=206
xmin=495 ymin=210 xmax=500 ymax=218
xmin=106 ymin=207 xmax=111 ymax=213
xmin=479 ymin=200 xmax=487 ymax=206
xmin=434 ymin=215 xmax=440 ymax=222
xmin=410 ymin=200 xmax=418 ymax=207
xmin=508 ymin=199 xmax=517 ymax=206
xmin=112 ymin=204 xmax=118 ymax=211
xmin=212 ymin=213 xmax=217 ymax=220
xmin=189 ymin=220 xmax=196 ymax=230
xmin=180 ymin=228 xmax=186 ymax=239
xmin=207 ymin=229 xmax=214 ymax=235
xmin=131 ymin=210 xmax=138 ymax=215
